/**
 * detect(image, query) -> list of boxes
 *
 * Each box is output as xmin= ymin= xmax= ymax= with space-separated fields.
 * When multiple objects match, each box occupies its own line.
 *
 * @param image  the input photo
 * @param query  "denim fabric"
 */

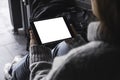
xmin=11 ymin=55 xmax=30 ymax=80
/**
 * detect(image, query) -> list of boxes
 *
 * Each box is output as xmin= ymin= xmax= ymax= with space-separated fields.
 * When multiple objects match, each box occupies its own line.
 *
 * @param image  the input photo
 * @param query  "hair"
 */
xmin=95 ymin=0 xmax=120 ymax=43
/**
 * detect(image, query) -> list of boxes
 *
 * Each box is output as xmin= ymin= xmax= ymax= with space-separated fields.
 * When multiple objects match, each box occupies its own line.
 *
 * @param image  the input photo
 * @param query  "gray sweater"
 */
xmin=29 ymin=22 xmax=120 ymax=80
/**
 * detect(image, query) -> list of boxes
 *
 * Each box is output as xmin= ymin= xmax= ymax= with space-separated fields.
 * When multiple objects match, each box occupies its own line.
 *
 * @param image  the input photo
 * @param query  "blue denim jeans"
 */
xmin=11 ymin=55 xmax=30 ymax=80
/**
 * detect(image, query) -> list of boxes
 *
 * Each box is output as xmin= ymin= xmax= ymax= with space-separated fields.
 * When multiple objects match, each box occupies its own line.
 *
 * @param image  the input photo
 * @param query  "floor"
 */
xmin=0 ymin=0 xmax=27 ymax=80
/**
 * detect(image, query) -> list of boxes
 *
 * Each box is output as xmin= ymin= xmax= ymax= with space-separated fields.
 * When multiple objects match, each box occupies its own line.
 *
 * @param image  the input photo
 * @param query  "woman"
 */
xmin=29 ymin=0 xmax=120 ymax=80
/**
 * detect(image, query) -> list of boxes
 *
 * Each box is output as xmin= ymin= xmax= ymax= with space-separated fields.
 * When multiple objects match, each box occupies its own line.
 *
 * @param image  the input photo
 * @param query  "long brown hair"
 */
xmin=95 ymin=0 xmax=120 ymax=43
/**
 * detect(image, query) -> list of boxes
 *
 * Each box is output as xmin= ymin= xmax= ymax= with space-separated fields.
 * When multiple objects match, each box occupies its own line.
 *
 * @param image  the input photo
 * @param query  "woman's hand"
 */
xmin=29 ymin=30 xmax=38 ymax=47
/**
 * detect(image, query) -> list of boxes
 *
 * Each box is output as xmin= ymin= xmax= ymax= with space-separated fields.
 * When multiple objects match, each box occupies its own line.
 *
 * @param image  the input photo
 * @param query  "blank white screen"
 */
xmin=34 ymin=17 xmax=72 ymax=44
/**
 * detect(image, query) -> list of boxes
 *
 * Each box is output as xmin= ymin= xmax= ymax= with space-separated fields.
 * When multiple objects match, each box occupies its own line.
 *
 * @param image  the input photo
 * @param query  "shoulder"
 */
xmin=51 ymin=41 xmax=103 ymax=68
xmin=61 ymin=41 xmax=109 ymax=67
xmin=50 ymin=41 xmax=120 ymax=80
xmin=65 ymin=40 xmax=120 ymax=67
xmin=67 ymin=41 xmax=103 ymax=58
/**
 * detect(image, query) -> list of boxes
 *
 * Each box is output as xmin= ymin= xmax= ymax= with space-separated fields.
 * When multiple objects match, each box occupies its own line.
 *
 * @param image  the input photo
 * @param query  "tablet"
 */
xmin=31 ymin=17 xmax=74 ymax=45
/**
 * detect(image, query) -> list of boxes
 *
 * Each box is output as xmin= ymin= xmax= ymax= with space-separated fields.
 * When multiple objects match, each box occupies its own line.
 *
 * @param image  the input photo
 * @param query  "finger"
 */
xmin=29 ymin=30 xmax=35 ymax=39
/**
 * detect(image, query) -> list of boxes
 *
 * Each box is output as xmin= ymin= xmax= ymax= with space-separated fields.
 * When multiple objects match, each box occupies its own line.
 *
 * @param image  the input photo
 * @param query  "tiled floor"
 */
xmin=0 ymin=0 xmax=27 ymax=80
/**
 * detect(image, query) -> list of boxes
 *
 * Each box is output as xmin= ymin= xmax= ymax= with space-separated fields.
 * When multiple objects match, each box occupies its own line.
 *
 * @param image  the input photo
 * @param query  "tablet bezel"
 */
xmin=30 ymin=17 xmax=75 ymax=45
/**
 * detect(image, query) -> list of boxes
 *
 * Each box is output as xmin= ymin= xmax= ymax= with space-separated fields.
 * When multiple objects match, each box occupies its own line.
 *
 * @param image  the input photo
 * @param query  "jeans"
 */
xmin=11 ymin=55 xmax=30 ymax=80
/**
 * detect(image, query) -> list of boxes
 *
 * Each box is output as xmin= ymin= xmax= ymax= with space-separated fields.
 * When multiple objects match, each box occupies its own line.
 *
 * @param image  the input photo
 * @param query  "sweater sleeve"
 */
xmin=29 ymin=45 xmax=53 ymax=80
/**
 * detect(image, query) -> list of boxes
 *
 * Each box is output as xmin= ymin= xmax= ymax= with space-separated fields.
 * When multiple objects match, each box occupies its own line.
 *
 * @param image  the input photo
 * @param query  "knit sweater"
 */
xmin=29 ymin=34 xmax=86 ymax=80
xmin=29 ymin=22 xmax=120 ymax=80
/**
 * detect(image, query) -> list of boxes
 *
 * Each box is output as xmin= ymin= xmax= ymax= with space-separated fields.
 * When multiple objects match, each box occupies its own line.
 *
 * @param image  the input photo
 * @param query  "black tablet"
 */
xmin=31 ymin=17 xmax=75 ymax=45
